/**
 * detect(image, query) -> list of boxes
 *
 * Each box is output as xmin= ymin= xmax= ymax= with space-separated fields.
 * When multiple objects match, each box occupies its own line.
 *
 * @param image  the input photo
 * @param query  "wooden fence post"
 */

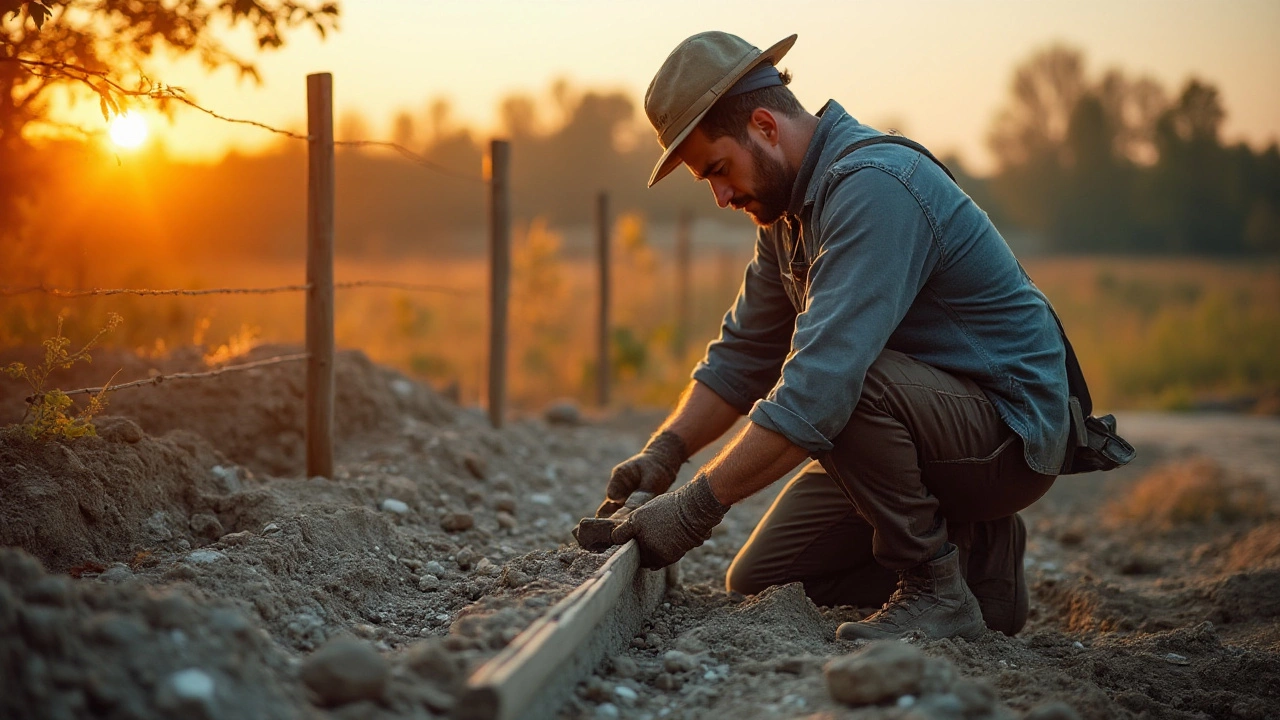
xmin=596 ymin=192 xmax=610 ymax=408
xmin=675 ymin=209 xmax=691 ymax=358
xmin=305 ymin=72 xmax=335 ymax=479
xmin=488 ymin=140 xmax=511 ymax=429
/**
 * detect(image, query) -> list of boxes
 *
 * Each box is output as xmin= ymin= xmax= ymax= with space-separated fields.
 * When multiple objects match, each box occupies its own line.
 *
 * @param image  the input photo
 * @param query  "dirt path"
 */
xmin=1 ymin=348 xmax=1277 ymax=719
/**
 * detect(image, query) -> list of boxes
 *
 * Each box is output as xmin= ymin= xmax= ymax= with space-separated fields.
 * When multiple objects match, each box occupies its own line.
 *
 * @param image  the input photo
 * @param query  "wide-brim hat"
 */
xmin=644 ymin=31 xmax=797 ymax=187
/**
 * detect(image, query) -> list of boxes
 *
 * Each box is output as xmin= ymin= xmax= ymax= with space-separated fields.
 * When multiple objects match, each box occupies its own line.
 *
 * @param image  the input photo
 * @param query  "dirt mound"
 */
xmin=0 ymin=420 xmax=231 ymax=573
xmin=1222 ymin=521 xmax=1280 ymax=572
xmin=5 ymin=342 xmax=1280 ymax=720
xmin=0 ymin=344 xmax=455 ymax=477
xmin=0 ymin=548 xmax=310 ymax=720
xmin=1105 ymin=456 xmax=1272 ymax=529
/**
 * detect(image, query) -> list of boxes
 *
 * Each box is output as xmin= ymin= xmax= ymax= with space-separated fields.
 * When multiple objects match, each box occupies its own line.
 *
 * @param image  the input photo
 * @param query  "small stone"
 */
xmin=494 ymin=495 xmax=518 ymax=513
xmin=463 ymin=454 xmax=488 ymax=480
xmin=529 ymin=493 xmax=553 ymax=505
xmin=897 ymin=694 xmax=916 ymax=708
xmin=614 ymin=685 xmax=638 ymax=704
xmin=155 ymin=668 xmax=216 ymax=717
xmin=825 ymin=640 xmax=926 ymax=706
xmin=390 ymin=378 xmax=414 ymax=398
xmin=380 ymin=498 xmax=410 ymax=515
xmin=595 ymin=702 xmax=620 ymax=719
xmin=496 ymin=511 xmax=518 ymax=529
xmin=210 ymin=465 xmax=241 ymax=493
xmin=188 ymin=513 xmax=224 ymax=541
xmin=582 ymin=677 xmax=611 ymax=701
xmin=611 ymin=656 xmax=639 ymax=679
xmin=99 ymin=565 xmax=133 ymax=584
xmin=418 ymin=575 xmax=441 ymax=592
xmin=1072 ymin=641 xmax=1085 ymax=650
xmin=502 ymin=568 xmax=530 ymax=588
xmin=425 ymin=560 xmax=447 ymax=576
xmin=441 ymin=512 xmax=474 ymax=532
xmin=475 ymin=558 xmax=499 ymax=576
xmin=404 ymin=639 xmax=461 ymax=685
xmin=455 ymin=547 xmax=478 ymax=570
xmin=399 ymin=557 xmax=423 ymax=571
xmin=169 ymin=668 xmax=215 ymax=700
xmin=663 ymin=650 xmax=695 ymax=674
xmin=1164 ymin=652 xmax=1190 ymax=666
xmin=98 ymin=416 xmax=144 ymax=444
xmin=261 ymin=522 xmax=281 ymax=535
xmin=544 ymin=400 xmax=583 ymax=425
xmin=185 ymin=550 xmax=227 ymax=565
xmin=300 ymin=637 xmax=389 ymax=707
xmin=631 ymin=636 xmax=647 ymax=649
xmin=218 ymin=531 xmax=253 ymax=546
xmin=654 ymin=673 xmax=679 ymax=691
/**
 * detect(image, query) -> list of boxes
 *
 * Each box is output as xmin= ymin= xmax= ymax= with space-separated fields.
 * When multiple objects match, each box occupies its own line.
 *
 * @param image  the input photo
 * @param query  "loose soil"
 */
xmin=1 ymin=346 xmax=1277 ymax=719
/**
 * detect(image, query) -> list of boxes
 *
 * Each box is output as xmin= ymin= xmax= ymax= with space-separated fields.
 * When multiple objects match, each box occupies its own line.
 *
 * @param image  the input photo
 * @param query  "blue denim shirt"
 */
xmin=692 ymin=100 xmax=1070 ymax=475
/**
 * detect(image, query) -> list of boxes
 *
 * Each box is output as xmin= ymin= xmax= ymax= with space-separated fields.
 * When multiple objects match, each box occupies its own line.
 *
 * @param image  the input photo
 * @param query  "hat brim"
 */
xmin=647 ymin=34 xmax=797 ymax=188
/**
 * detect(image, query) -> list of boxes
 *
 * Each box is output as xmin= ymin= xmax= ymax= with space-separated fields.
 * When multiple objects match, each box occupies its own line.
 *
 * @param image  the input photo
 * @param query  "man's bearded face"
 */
xmin=737 ymin=136 xmax=792 ymax=226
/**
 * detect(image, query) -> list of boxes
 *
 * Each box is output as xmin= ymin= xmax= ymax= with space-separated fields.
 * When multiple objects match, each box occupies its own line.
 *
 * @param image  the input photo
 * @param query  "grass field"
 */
xmin=3 ymin=243 xmax=1277 ymax=415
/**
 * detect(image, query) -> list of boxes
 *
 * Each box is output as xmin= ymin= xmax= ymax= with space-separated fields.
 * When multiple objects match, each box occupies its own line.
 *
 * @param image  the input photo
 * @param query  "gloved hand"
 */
xmin=595 ymin=430 xmax=688 ymax=519
xmin=611 ymin=474 xmax=729 ymax=570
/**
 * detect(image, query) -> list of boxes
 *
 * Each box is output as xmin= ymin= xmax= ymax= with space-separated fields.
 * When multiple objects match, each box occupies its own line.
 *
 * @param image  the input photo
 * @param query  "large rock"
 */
xmin=300 ymin=637 xmax=389 ymax=707
xmin=825 ymin=640 xmax=929 ymax=706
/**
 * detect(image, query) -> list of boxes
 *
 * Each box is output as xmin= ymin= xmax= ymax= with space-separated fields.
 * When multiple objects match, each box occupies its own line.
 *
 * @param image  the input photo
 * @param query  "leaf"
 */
xmin=29 ymin=1 xmax=49 ymax=29
xmin=99 ymin=94 xmax=110 ymax=122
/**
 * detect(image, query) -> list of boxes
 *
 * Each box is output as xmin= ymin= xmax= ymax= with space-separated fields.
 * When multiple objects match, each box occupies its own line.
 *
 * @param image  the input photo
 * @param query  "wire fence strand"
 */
xmin=2 ymin=281 xmax=473 ymax=298
xmin=334 ymin=280 xmax=470 ymax=294
xmin=1 ymin=284 xmax=311 ymax=298
xmin=333 ymin=140 xmax=487 ymax=183
xmin=55 ymin=353 xmax=310 ymax=398
xmin=10 ymin=57 xmax=487 ymax=182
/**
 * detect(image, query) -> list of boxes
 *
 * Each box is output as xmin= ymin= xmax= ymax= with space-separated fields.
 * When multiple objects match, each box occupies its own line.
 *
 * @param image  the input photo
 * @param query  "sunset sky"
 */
xmin=63 ymin=0 xmax=1280 ymax=176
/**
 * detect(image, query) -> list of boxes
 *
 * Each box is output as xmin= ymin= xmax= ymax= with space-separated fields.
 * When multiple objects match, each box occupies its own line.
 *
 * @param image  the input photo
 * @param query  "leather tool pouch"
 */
xmin=1060 ymin=399 xmax=1137 ymax=475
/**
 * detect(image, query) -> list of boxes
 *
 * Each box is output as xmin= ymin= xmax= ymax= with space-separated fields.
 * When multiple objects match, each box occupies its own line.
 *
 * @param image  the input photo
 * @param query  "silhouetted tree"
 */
xmin=0 ymin=0 xmax=338 ymax=230
xmin=989 ymin=45 xmax=1279 ymax=256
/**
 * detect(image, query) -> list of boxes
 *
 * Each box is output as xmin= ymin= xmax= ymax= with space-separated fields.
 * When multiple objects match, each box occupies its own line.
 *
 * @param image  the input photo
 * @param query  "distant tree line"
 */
xmin=4 ymin=40 xmax=1278 ymax=276
xmin=984 ymin=45 xmax=1280 ymax=255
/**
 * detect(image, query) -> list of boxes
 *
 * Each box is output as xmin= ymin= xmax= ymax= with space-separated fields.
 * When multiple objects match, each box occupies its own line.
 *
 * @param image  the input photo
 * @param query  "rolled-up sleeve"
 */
xmin=692 ymin=226 xmax=797 ymax=413
xmin=748 ymin=167 xmax=942 ymax=453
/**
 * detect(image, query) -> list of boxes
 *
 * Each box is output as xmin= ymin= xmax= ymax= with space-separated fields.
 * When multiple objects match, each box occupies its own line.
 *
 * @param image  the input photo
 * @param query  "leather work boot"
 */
xmin=836 ymin=545 xmax=986 ymax=642
xmin=953 ymin=514 xmax=1028 ymax=636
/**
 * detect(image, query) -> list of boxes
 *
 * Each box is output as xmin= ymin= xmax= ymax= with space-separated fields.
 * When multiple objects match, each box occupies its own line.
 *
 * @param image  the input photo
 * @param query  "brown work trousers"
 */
xmin=727 ymin=349 xmax=1056 ymax=608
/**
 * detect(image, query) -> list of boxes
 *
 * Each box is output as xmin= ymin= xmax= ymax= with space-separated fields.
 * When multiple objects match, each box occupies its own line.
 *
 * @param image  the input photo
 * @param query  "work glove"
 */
xmin=595 ymin=430 xmax=688 ymax=519
xmin=610 ymin=474 xmax=729 ymax=570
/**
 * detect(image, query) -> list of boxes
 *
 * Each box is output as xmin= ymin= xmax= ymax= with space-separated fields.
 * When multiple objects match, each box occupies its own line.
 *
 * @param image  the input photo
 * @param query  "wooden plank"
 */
xmin=456 ymin=541 xmax=664 ymax=720
xmin=487 ymin=140 xmax=511 ymax=429
xmin=305 ymin=72 xmax=335 ymax=480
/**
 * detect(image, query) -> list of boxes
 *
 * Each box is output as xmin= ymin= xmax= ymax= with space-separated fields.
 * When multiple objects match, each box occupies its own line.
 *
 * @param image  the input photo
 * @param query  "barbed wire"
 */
xmin=9 ymin=56 xmax=487 ymax=182
xmin=334 ymin=280 xmax=470 ymax=294
xmin=1 ymin=280 xmax=473 ymax=298
xmin=332 ymin=140 xmax=487 ymax=183
xmin=1 ymin=284 xmax=311 ymax=298
xmin=52 ymin=353 xmax=310 ymax=399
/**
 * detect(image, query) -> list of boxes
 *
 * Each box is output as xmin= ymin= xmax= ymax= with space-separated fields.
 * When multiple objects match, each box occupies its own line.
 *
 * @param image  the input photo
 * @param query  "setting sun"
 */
xmin=108 ymin=112 xmax=148 ymax=149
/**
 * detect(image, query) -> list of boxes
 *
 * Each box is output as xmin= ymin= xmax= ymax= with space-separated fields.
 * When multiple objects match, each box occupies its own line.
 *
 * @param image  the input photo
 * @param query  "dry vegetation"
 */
xmin=3 ymin=244 xmax=1277 ymax=415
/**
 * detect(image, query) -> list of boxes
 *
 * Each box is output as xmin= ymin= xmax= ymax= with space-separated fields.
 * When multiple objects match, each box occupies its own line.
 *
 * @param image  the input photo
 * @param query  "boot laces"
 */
xmin=870 ymin=568 xmax=934 ymax=622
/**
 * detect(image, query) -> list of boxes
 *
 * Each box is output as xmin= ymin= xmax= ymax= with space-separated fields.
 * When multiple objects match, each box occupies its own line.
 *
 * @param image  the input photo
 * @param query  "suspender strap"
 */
xmin=833 ymin=134 xmax=1092 ymax=417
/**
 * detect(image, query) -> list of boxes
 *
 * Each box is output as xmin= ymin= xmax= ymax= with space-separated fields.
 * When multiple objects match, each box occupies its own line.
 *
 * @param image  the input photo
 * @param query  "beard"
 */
xmin=735 ymin=139 xmax=794 ymax=227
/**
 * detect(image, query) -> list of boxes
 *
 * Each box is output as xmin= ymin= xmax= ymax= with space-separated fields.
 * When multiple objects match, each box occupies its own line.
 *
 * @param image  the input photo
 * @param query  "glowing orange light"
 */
xmin=108 ymin=112 xmax=149 ymax=149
